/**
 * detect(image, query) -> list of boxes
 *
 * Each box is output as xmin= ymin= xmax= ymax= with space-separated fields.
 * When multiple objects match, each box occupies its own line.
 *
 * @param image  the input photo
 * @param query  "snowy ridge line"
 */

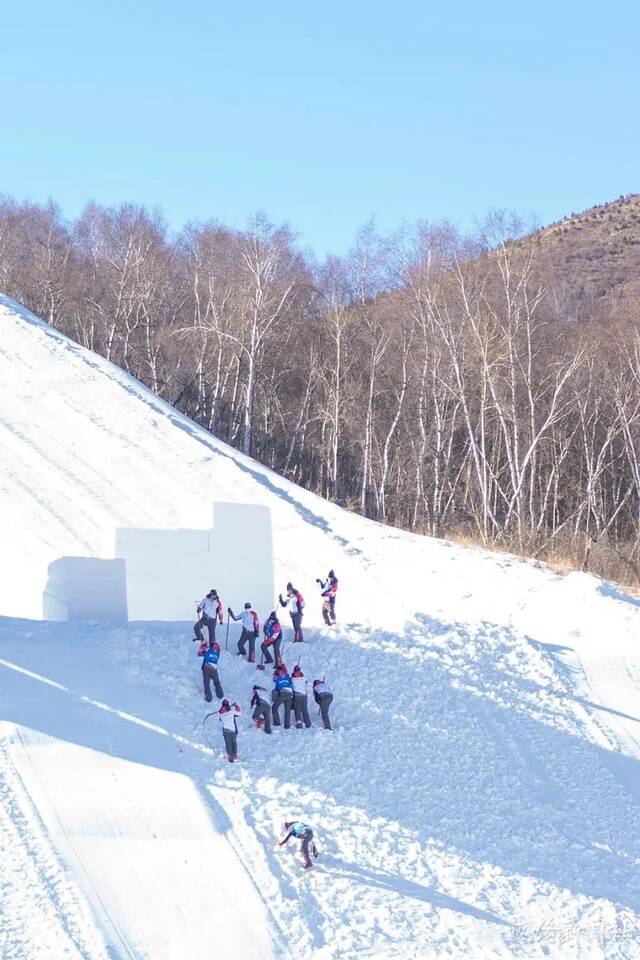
xmin=0 ymin=724 xmax=111 ymax=960
xmin=1 ymin=293 xmax=372 ymax=569
xmin=0 ymin=656 xmax=215 ymax=757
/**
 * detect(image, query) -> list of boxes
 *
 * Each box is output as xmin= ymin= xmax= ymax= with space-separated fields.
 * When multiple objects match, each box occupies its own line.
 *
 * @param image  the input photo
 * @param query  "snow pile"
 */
xmin=1 ymin=293 xmax=640 ymax=959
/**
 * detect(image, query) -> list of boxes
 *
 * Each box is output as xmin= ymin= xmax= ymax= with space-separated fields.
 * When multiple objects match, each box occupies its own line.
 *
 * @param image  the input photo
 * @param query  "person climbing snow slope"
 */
xmin=279 ymin=820 xmax=318 ymax=869
xmin=250 ymin=684 xmax=272 ymax=734
xmin=219 ymin=699 xmax=241 ymax=762
xmin=198 ymin=637 xmax=224 ymax=701
xmin=194 ymin=588 xmax=224 ymax=642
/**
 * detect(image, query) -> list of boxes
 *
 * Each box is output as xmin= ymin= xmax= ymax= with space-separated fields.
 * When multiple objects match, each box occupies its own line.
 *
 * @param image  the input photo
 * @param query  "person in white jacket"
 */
xmin=228 ymin=602 xmax=260 ymax=661
xmin=218 ymin=699 xmax=241 ymax=762
xmin=291 ymin=664 xmax=311 ymax=729
xmin=194 ymin=588 xmax=224 ymax=643
xmin=279 ymin=582 xmax=304 ymax=643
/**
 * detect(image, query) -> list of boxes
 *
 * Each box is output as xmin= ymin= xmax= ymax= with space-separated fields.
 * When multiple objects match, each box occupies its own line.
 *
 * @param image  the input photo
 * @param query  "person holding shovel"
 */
xmin=250 ymin=684 xmax=272 ymax=734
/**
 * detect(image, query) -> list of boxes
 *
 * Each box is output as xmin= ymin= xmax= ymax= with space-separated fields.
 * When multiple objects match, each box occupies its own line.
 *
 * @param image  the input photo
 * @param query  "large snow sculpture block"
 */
xmin=43 ymin=557 xmax=128 ymax=622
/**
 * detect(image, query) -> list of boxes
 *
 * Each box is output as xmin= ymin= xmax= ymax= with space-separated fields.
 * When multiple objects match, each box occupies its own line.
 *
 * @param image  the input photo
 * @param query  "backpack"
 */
xmin=296 ymin=591 xmax=305 ymax=610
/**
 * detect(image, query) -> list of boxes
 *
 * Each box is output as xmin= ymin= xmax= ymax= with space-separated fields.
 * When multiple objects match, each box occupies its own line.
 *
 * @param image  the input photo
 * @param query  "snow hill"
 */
xmin=1 ymin=292 xmax=640 ymax=960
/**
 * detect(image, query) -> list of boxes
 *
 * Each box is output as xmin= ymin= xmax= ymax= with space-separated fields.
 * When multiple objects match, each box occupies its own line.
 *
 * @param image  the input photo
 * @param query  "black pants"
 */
xmin=222 ymin=728 xmax=237 ymax=760
xmin=290 ymin=611 xmax=303 ymax=642
xmin=202 ymin=664 xmax=223 ymax=701
xmin=261 ymin=638 xmax=281 ymax=664
xmin=293 ymin=693 xmax=311 ymax=728
xmin=194 ymin=614 xmax=215 ymax=643
xmin=252 ymin=701 xmax=272 ymax=733
xmin=300 ymin=827 xmax=314 ymax=866
xmin=317 ymin=692 xmax=333 ymax=730
xmin=238 ymin=628 xmax=257 ymax=661
xmin=272 ymin=690 xmax=293 ymax=728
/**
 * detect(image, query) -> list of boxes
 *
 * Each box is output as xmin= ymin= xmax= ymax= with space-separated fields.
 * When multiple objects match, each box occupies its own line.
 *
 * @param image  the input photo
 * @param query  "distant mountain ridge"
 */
xmin=520 ymin=193 xmax=640 ymax=320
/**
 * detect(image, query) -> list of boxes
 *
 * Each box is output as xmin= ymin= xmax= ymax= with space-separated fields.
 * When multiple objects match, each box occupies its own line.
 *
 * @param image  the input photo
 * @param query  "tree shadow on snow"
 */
xmin=597 ymin=581 xmax=640 ymax=608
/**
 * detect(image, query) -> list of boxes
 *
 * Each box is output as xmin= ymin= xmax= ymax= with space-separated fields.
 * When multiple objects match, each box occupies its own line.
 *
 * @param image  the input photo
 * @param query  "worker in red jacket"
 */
xmin=261 ymin=611 xmax=283 ymax=665
xmin=316 ymin=571 xmax=338 ymax=626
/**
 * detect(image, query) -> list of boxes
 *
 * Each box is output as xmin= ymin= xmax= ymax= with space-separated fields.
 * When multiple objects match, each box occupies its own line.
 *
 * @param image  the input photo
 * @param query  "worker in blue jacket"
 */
xmin=271 ymin=664 xmax=293 ymax=729
xmin=197 ymin=638 xmax=224 ymax=701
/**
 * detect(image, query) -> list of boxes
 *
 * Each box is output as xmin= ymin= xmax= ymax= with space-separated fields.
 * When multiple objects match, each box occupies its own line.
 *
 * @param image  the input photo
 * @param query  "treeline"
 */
xmin=1 ymin=196 xmax=639 ymax=584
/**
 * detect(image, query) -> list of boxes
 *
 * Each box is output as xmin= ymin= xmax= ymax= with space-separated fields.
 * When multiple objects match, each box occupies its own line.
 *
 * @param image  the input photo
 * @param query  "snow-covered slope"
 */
xmin=1 ymin=293 xmax=640 ymax=960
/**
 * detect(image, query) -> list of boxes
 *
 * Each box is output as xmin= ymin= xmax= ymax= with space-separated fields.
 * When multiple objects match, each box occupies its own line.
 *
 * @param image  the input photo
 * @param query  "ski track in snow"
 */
xmin=0 ymin=727 xmax=111 ymax=960
xmin=2 ymin=294 xmax=640 ymax=958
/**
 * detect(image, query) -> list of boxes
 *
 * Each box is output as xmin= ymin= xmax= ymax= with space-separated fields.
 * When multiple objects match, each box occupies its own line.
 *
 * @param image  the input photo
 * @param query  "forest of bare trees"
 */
xmin=2 ymin=195 xmax=639 ymax=585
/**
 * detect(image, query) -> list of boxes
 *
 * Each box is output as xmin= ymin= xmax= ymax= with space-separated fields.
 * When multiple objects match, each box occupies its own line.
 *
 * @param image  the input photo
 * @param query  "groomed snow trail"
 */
xmin=2 ymin=294 xmax=640 ymax=959
xmin=0 ymin=626 xmax=276 ymax=960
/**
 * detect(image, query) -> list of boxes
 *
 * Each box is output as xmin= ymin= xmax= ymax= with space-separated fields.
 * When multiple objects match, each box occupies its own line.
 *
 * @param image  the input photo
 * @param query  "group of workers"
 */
xmin=193 ymin=571 xmax=339 ymax=764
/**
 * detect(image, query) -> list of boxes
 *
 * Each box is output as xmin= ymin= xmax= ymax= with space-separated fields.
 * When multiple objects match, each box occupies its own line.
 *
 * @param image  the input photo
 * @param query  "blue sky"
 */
xmin=1 ymin=0 xmax=638 ymax=256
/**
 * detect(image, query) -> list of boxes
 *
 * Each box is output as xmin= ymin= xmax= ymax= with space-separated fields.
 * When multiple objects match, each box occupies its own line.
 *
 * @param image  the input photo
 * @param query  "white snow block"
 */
xmin=42 ymin=557 xmax=128 ymax=622
xmin=115 ymin=502 xmax=274 ymax=621
xmin=115 ymin=527 xmax=210 ymax=621
xmin=211 ymin=501 xmax=275 ymax=619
